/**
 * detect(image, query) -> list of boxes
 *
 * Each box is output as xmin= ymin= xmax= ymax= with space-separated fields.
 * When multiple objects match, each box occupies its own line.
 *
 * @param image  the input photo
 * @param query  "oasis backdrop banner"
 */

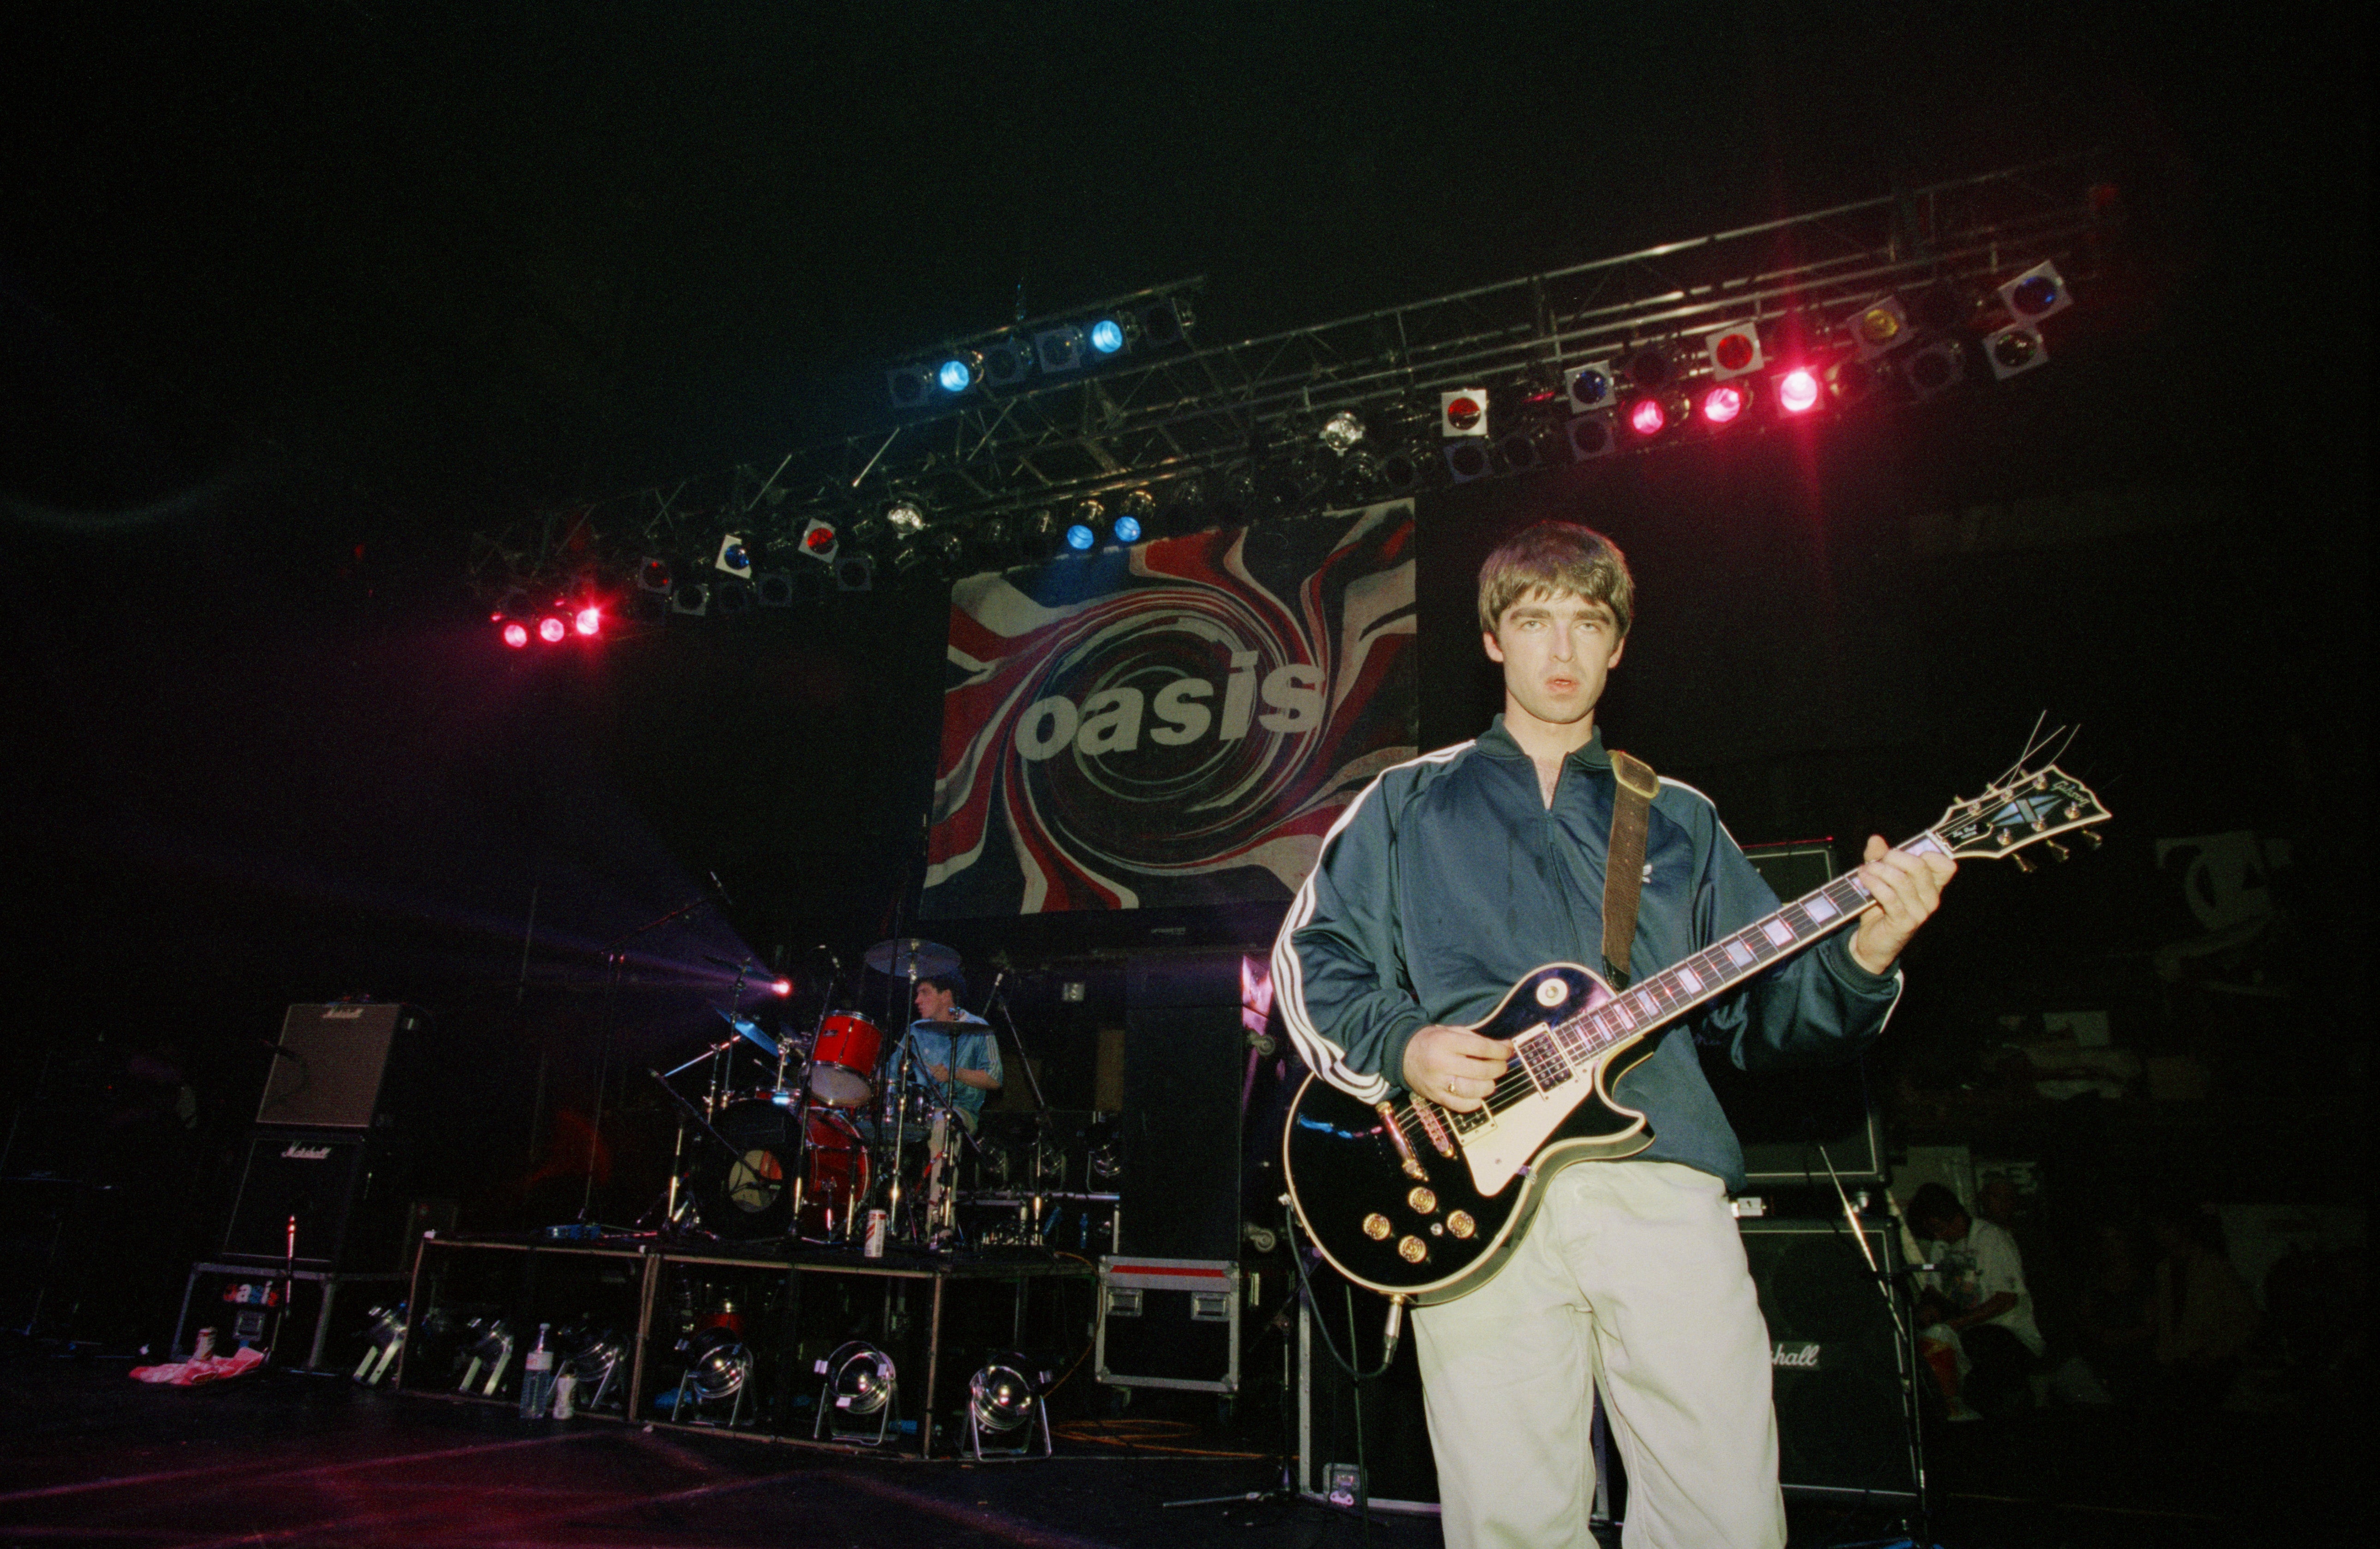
xmin=922 ymin=503 xmax=1417 ymax=916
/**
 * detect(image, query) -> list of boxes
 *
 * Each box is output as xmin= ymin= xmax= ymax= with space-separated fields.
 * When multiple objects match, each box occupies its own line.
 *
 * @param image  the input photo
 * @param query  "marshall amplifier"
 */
xmin=257 ymin=1003 xmax=422 ymax=1130
xmin=1739 ymin=1214 xmax=1921 ymax=1502
xmin=220 ymin=1129 xmax=408 ymax=1272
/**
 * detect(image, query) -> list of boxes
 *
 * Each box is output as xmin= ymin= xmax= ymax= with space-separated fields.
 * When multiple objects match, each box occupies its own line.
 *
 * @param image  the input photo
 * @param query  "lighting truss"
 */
xmin=475 ymin=156 xmax=2112 ymax=591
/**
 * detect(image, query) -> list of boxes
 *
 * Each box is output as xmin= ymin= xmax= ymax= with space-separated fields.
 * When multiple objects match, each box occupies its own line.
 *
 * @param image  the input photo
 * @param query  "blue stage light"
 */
xmin=1088 ymin=319 xmax=1125 ymax=356
xmin=1065 ymin=523 xmax=1096 ymax=551
xmin=1112 ymin=515 xmax=1142 ymax=544
xmin=937 ymin=358 xmax=974 ymax=393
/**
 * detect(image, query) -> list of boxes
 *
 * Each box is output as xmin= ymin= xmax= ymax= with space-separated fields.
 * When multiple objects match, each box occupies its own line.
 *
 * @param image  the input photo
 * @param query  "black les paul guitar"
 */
xmin=1281 ymin=758 xmax=2110 ymax=1306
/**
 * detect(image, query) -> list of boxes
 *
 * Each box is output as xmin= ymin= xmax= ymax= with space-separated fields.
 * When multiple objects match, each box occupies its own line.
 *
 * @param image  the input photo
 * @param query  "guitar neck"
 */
xmin=1553 ymin=832 xmax=1943 ymax=1061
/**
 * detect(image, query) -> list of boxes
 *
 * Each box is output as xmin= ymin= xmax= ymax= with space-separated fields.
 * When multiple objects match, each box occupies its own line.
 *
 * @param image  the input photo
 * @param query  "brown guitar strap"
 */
xmin=1602 ymin=750 xmax=1659 ymax=990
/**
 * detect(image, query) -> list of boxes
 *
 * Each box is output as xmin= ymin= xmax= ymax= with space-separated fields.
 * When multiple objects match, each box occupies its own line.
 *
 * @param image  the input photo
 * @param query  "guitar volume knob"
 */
xmin=1407 ymin=1187 xmax=1438 ymax=1215
xmin=1397 ymin=1236 xmax=1428 ymax=1264
xmin=1446 ymin=1211 xmax=1476 ymax=1239
xmin=1363 ymin=1213 xmax=1392 ymax=1240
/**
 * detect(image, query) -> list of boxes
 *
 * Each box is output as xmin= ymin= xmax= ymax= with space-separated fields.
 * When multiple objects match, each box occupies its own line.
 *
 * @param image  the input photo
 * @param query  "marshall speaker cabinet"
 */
xmin=256 ymin=1003 xmax=422 ymax=1129
xmin=1739 ymin=1214 xmax=1922 ymax=1502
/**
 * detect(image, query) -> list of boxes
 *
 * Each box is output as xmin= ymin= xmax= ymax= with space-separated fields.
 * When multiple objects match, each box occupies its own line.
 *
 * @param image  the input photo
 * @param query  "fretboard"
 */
xmin=1529 ymin=832 xmax=1945 ymax=1079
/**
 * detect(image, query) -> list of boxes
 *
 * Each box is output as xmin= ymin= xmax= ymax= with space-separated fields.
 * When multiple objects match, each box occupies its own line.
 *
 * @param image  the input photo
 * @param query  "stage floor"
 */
xmin=0 ymin=1339 xmax=2347 ymax=1548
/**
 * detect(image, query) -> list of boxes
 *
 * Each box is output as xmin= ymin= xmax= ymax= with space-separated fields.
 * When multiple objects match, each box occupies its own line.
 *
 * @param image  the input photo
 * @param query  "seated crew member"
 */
xmin=1274 ymin=521 xmax=1955 ymax=1549
xmin=1906 ymin=1181 xmax=2047 ymax=1418
xmin=908 ymin=971 xmax=1002 ymax=1131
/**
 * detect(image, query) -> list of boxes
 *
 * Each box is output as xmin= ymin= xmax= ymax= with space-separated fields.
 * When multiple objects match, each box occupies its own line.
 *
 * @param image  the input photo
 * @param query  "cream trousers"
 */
xmin=1412 ymin=1160 xmax=1785 ymax=1549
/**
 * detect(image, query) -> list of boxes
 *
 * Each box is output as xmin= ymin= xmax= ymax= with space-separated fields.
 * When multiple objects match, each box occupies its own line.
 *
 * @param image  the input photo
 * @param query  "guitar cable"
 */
xmin=1282 ymin=1195 xmax=1407 ymax=1382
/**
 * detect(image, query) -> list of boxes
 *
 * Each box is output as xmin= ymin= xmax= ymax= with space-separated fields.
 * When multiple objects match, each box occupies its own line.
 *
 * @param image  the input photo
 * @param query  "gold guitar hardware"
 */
xmin=1377 ymin=1103 xmax=1428 ymax=1181
xmin=1446 ymin=1211 xmax=1476 ymax=1239
xmin=1407 ymin=1187 xmax=1437 ymax=1214
xmin=1363 ymin=1213 xmax=1392 ymax=1240
xmin=1397 ymin=1236 xmax=1428 ymax=1264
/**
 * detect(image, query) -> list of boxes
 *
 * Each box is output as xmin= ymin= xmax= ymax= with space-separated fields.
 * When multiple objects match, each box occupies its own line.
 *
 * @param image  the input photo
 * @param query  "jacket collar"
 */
xmin=1476 ymin=714 xmax=1612 ymax=769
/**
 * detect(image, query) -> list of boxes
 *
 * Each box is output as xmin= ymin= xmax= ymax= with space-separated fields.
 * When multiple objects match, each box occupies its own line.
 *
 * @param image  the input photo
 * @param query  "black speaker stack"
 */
xmin=221 ymin=1003 xmax=423 ymax=1273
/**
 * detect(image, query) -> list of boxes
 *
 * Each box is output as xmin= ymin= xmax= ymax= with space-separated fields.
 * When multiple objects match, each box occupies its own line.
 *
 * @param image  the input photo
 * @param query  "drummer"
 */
xmin=908 ymin=971 xmax=1002 ymax=1131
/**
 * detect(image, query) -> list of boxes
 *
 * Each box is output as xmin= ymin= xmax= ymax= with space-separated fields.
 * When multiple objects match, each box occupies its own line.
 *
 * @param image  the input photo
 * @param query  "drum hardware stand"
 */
xmin=581 ymin=891 xmax=716 ymax=1223
xmin=982 ymin=963 xmax=1059 ymax=1241
xmin=640 ymin=1070 xmax=746 ymax=1237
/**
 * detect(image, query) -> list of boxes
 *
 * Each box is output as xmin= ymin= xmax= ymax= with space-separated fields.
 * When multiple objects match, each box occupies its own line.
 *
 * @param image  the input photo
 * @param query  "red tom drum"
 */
xmin=810 ymin=1013 xmax=881 ymax=1107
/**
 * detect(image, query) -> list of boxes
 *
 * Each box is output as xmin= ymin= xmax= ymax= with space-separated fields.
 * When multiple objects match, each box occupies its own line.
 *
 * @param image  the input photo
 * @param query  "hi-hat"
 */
xmin=863 ymin=938 xmax=959 ymax=978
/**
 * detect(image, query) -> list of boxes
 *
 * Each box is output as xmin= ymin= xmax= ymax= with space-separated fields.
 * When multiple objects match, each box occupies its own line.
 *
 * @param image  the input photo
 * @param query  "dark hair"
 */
xmin=1478 ymin=522 xmax=1634 ymax=638
xmin=1905 ymin=1183 xmax=1968 ymax=1231
xmin=919 ymin=969 xmax=966 ymax=1002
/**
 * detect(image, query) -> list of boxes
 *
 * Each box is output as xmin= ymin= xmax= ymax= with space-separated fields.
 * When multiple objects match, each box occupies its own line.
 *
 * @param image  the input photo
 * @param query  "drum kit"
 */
xmin=651 ymin=938 xmax=1021 ymax=1251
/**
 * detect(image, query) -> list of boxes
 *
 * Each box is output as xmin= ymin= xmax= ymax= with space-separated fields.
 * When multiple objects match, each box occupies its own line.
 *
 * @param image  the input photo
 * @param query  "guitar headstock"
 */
xmin=1932 ymin=762 xmax=2111 ymax=868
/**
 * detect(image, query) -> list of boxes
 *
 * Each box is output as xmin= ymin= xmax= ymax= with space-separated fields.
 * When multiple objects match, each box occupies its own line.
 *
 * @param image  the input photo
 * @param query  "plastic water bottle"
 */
xmin=519 ymin=1324 xmax=555 ymax=1418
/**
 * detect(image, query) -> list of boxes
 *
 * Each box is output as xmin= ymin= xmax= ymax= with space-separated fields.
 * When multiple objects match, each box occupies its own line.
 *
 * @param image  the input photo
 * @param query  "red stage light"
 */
xmin=502 ymin=623 xmax=530 ymax=648
xmin=1628 ymin=397 xmax=1666 ymax=436
xmin=1777 ymin=368 xmax=1821 ymax=414
xmin=538 ymin=617 xmax=567 ymax=644
xmin=771 ymin=978 xmax=793 ymax=997
xmin=574 ymin=605 xmax=602 ymax=637
xmin=1701 ymin=385 xmax=1745 ymax=425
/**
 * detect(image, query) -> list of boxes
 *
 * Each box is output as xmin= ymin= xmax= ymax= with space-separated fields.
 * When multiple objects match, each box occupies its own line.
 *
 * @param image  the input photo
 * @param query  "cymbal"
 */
xmin=713 ymin=1008 xmax=780 ymax=1059
xmin=863 ymin=937 xmax=959 ymax=978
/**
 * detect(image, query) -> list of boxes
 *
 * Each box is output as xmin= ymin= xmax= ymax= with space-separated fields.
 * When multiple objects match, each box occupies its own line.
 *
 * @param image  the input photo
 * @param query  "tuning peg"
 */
xmin=2012 ymin=852 xmax=2038 ymax=874
xmin=2043 ymin=840 xmax=2070 ymax=863
xmin=2079 ymin=830 xmax=2101 ymax=850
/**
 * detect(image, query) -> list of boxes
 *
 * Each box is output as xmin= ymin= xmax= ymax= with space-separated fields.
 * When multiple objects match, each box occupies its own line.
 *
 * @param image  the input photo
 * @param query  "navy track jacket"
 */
xmin=1272 ymin=717 xmax=1903 ymax=1192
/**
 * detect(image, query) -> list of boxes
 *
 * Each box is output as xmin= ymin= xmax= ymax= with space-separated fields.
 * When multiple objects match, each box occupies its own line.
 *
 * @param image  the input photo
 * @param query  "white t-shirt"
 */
xmin=1928 ymin=1217 xmax=2045 ymax=1356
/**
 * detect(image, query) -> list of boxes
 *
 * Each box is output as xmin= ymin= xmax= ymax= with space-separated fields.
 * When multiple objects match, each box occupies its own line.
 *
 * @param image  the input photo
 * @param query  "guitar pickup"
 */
xmin=1410 ymin=1099 xmax=1456 ymax=1158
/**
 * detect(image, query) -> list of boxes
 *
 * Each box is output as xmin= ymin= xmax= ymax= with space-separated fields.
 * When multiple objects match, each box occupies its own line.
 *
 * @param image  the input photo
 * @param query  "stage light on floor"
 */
xmin=538 ymin=616 xmax=567 ymax=643
xmin=1776 ymin=368 xmax=1821 ymax=415
xmin=965 ymin=1354 xmax=1054 ymax=1459
xmin=502 ymin=622 xmax=530 ymax=648
xmin=1700 ymin=383 xmax=1747 ymax=425
xmin=815 ymin=1341 xmax=898 ymax=1446
xmin=1088 ymin=317 xmax=1127 ymax=356
xmin=1985 ymin=322 xmax=2049 ymax=380
xmin=574 ymin=605 xmax=602 ymax=637
xmin=1999 ymin=260 xmax=2071 ymax=325
xmin=1065 ymin=522 xmax=1095 ymax=552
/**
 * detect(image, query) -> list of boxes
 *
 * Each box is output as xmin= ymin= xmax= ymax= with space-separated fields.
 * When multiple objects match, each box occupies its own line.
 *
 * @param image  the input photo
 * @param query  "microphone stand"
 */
xmin=579 ymin=892 xmax=714 ymax=1223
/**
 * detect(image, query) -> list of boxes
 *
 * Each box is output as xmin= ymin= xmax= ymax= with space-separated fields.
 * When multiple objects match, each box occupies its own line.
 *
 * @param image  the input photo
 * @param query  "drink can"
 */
xmin=864 ymin=1209 xmax=888 ymax=1258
